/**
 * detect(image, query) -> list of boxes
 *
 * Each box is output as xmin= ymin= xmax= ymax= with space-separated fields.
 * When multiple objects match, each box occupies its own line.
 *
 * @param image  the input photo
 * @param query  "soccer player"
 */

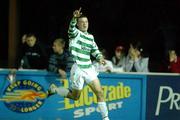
xmin=47 ymin=8 xmax=109 ymax=120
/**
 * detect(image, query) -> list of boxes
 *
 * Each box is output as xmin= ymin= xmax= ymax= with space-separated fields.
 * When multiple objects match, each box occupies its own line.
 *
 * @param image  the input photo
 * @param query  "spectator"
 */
xmin=125 ymin=41 xmax=149 ymax=72
xmin=93 ymin=48 xmax=113 ymax=73
xmin=19 ymin=33 xmax=48 ymax=69
xmin=48 ymin=38 xmax=69 ymax=78
xmin=168 ymin=49 xmax=180 ymax=73
xmin=111 ymin=45 xmax=126 ymax=72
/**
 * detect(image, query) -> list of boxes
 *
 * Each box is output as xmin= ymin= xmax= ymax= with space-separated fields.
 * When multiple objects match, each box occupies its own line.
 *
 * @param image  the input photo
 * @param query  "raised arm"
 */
xmin=68 ymin=8 xmax=82 ymax=39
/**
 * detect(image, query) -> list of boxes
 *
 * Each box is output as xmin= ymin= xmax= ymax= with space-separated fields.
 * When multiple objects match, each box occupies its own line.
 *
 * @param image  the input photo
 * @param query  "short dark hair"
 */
xmin=54 ymin=38 xmax=65 ymax=48
xmin=26 ymin=33 xmax=36 ymax=38
xmin=131 ymin=41 xmax=143 ymax=52
xmin=130 ymin=40 xmax=149 ymax=57
xmin=77 ymin=14 xmax=88 ymax=22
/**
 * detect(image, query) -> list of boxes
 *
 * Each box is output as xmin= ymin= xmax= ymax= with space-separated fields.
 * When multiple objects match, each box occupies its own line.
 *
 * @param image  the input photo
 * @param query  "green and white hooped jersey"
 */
xmin=68 ymin=18 xmax=102 ymax=69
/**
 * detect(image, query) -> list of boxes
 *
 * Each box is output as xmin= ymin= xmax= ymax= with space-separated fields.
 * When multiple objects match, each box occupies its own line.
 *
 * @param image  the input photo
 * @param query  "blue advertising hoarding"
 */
xmin=0 ymin=69 xmax=147 ymax=120
xmin=146 ymin=74 xmax=180 ymax=120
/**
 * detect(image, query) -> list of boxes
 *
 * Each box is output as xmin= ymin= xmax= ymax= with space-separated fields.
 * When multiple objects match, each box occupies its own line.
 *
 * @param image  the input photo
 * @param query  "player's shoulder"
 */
xmin=86 ymin=31 xmax=92 ymax=35
xmin=80 ymin=32 xmax=94 ymax=41
xmin=86 ymin=32 xmax=94 ymax=39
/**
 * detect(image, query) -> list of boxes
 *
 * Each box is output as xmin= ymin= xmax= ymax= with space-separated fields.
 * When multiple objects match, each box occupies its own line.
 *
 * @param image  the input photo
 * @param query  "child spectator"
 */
xmin=168 ymin=49 xmax=180 ymax=73
xmin=111 ymin=45 xmax=126 ymax=72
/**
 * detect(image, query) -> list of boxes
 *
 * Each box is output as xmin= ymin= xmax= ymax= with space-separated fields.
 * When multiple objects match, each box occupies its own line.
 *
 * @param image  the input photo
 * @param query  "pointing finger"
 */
xmin=79 ymin=7 xmax=82 ymax=12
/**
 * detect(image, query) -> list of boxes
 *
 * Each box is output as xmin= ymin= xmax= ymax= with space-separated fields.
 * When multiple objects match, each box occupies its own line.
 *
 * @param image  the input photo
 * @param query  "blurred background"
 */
xmin=0 ymin=0 xmax=180 ymax=71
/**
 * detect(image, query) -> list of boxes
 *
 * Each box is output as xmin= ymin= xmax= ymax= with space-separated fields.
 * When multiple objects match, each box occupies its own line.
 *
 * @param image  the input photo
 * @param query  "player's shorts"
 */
xmin=70 ymin=63 xmax=98 ymax=90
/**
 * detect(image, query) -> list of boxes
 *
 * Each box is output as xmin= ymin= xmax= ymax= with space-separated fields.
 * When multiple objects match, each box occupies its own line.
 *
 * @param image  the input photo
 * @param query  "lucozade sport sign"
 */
xmin=60 ymin=80 xmax=131 ymax=119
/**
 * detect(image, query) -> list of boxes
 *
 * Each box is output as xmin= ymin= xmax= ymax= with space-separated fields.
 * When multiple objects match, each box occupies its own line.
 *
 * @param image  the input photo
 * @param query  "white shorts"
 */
xmin=70 ymin=63 xmax=98 ymax=90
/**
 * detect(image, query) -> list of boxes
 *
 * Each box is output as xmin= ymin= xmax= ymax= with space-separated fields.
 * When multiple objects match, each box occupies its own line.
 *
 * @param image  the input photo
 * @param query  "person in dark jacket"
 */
xmin=19 ymin=33 xmax=48 ymax=69
xmin=48 ymin=38 xmax=69 ymax=78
